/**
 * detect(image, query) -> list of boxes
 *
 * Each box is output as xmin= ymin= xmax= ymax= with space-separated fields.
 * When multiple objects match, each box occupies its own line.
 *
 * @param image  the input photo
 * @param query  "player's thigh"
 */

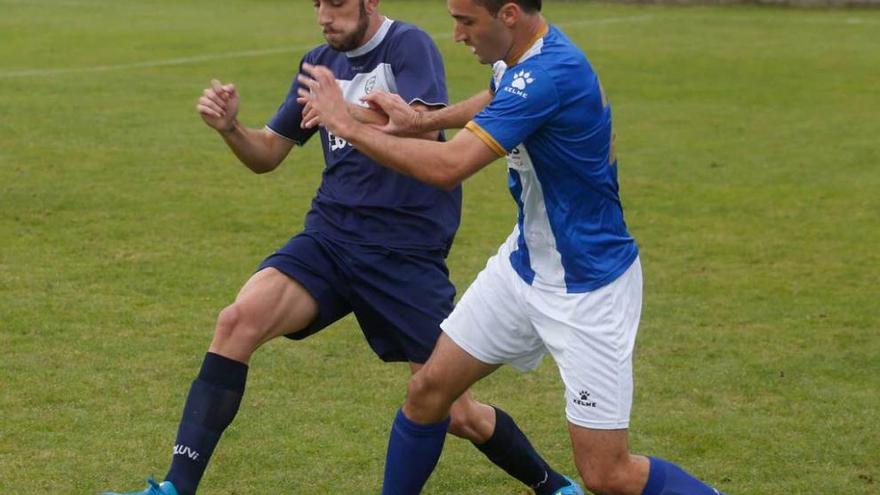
xmin=409 ymin=361 xmax=496 ymax=441
xmin=254 ymin=233 xmax=354 ymax=341
xmin=230 ymin=267 xmax=320 ymax=343
xmin=403 ymin=334 xmax=500 ymax=424
xmin=418 ymin=333 xmax=500 ymax=399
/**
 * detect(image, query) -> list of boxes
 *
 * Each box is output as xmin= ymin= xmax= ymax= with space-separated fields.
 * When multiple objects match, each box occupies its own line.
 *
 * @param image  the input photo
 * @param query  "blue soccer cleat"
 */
xmin=101 ymin=477 xmax=179 ymax=495
xmin=552 ymin=475 xmax=585 ymax=495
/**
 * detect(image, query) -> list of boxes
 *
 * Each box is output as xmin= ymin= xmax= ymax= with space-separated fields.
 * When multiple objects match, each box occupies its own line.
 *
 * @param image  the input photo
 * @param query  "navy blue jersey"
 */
xmin=268 ymin=19 xmax=461 ymax=253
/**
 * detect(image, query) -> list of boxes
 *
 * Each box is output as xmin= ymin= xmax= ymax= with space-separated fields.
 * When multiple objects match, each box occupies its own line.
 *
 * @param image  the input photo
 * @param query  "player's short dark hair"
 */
xmin=473 ymin=0 xmax=542 ymax=15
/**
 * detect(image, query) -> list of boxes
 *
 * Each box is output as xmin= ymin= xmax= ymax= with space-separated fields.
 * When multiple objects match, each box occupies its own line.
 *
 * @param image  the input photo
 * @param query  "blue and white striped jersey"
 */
xmin=466 ymin=25 xmax=638 ymax=293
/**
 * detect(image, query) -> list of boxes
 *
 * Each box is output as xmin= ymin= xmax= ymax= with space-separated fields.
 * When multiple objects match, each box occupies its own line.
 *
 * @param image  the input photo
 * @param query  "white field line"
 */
xmin=668 ymin=13 xmax=880 ymax=26
xmin=0 ymin=0 xmax=105 ymax=6
xmin=0 ymin=46 xmax=318 ymax=79
xmin=1 ymin=12 xmax=877 ymax=80
xmin=0 ymin=15 xmax=654 ymax=80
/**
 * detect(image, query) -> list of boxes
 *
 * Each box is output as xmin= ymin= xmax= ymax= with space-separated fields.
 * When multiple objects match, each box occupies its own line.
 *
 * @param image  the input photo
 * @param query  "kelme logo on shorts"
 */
xmin=573 ymin=390 xmax=597 ymax=408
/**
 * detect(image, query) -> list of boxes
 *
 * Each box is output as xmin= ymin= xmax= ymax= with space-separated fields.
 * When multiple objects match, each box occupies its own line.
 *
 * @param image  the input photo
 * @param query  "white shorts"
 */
xmin=441 ymin=246 xmax=643 ymax=429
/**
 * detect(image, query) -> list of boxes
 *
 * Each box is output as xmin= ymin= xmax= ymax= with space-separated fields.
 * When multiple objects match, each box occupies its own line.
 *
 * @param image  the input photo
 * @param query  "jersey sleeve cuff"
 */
xmin=465 ymin=121 xmax=507 ymax=157
xmin=265 ymin=124 xmax=304 ymax=146
xmin=407 ymin=97 xmax=447 ymax=109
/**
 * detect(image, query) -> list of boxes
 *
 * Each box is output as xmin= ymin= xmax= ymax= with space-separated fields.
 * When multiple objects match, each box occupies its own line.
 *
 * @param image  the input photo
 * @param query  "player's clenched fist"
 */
xmin=197 ymin=79 xmax=239 ymax=133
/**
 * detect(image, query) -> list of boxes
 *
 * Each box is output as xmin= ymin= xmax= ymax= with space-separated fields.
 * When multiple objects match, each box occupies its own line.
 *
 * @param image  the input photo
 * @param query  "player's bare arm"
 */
xmin=300 ymin=100 xmax=387 ymax=128
xmin=298 ymin=64 xmax=499 ymax=190
xmin=197 ymin=79 xmax=294 ymax=174
xmin=362 ymin=89 xmax=492 ymax=135
xmin=300 ymin=96 xmax=440 ymax=141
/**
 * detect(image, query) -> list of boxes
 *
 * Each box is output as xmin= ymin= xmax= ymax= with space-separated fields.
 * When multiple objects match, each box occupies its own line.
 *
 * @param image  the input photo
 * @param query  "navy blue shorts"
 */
xmin=257 ymin=232 xmax=455 ymax=363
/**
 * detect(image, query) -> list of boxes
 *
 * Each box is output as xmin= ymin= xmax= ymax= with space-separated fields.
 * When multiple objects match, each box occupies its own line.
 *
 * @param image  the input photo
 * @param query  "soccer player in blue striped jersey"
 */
xmin=101 ymin=1 xmax=581 ymax=494
xmin=298 ymin=0 xmax=728 ymax=493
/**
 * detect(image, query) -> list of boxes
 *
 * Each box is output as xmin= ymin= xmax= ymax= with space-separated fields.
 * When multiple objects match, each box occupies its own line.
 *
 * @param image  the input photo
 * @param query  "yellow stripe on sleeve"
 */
xmin=465 ymin=121 xmax=507 ymax=157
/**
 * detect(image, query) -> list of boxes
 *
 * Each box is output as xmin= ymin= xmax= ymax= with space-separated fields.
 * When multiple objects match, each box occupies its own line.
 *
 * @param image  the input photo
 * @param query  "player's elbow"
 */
xmin=245 ymin=158 xmax=281 ymax=174
xmin=433 ymin=177 xmax=459 ymax=191
xmin=244 ymin=149 xmax=286 ymax=174
xmin=437 ymin=158 xmax=481 ymax=191
xmin=431 ymin=171 xmax=463 ymax=191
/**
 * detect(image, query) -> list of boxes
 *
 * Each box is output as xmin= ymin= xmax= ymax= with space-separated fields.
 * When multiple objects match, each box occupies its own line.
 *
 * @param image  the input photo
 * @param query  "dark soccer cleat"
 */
xmin=101 ymin=477 xmax=179 ymax=495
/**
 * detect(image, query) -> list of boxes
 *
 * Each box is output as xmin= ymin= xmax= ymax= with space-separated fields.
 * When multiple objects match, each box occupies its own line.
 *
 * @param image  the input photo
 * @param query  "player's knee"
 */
xmin=578 ymin=464 xmax=629 ymax=495
xmin=213 ymin=303 xmax=262 ymax=350
xmin=404 ymin=371 xmax=435 ymax=405
xmin=404 ymin=371 xmax=452 ymax=419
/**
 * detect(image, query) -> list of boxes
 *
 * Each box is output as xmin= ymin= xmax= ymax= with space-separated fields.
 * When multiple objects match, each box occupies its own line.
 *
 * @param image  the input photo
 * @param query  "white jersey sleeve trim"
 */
xmin=407 ymin=97 xmax=447 ymax=109
xmin=264 ymin=124 xmax=302 ymax=145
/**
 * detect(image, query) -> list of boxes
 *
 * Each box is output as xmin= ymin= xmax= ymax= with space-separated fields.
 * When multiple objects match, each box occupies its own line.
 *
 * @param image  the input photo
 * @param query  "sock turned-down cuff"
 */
xmin=198 ymin=352 xmax=248 ymax=390
xmin=394 ymin=409 xmax=451 ymax=438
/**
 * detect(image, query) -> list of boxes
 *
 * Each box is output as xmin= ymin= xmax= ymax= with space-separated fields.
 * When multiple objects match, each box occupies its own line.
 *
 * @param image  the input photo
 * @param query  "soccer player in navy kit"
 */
xmin=103 ymin=1 xmax=582 ymax=495
xmin=299 ymin=0 xmax=729 ymax=494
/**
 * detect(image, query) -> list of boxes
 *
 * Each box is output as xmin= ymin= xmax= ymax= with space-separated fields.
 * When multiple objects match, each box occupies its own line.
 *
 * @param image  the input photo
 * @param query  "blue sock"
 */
xmin=474 ymin=407 xmax=569 ymax=495
xmin=165 ymin=353 xmax=248 ymax=495
xmin=642 ymin=457 xmax=724 ymax=495
xmin=382 ymin=408 xmax=450 ymax=495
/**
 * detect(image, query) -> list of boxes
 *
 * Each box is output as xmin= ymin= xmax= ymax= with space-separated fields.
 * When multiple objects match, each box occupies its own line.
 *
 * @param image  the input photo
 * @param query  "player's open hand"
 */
xmin=297 ymin=64 xmax=353 ymax=137
xmin=360 ymin=91 xmax=422 ymax=136
xmin=300 ymin=100 xmax=320 ymax=129
xmin=197 ymin=79 xmax=239 ymax=132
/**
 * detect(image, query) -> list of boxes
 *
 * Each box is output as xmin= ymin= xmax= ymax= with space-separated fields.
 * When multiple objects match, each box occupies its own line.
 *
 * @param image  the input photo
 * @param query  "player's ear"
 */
xmin=498 ymin=3 xmax=520 ymax=27
xmin=365 ymin=0 xmax=380 ymax=15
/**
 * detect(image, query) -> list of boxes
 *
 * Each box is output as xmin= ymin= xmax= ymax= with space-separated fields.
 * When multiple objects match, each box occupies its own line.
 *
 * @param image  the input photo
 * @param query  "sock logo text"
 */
xmin=173 ymin=444 xmax=200 ymax=461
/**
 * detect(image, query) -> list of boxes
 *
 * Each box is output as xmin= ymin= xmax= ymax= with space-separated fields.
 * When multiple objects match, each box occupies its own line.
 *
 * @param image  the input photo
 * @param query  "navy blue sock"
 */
xmin=382 ymin=408 xmax=450 ymax=495
xmin=642 ymin=457 xmax=724 ymax=495
xmin=474 ymin=407 xmax=569 ymax=495
xmin=165 ymin=353 xmax=248 ymax=495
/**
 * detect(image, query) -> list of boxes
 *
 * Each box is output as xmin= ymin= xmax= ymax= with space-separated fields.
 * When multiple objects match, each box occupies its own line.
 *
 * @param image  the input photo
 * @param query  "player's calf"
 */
xmin=446 ymin=392 xmax=494 ymax=443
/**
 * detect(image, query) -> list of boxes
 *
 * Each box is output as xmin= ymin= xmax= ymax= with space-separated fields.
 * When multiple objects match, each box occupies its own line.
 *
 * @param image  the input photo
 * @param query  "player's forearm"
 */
xmin=352 ymin=101 xmax=439 ymax=141
xmin=416 ymin=90 xmax=492 ymax=132
xmin=340 ymin=122 xmax=465 ymax=190
xmin=219 ymin=123 xmax=287 ymax=174
xmin=347 ymin=103 xmax=388 ymax=126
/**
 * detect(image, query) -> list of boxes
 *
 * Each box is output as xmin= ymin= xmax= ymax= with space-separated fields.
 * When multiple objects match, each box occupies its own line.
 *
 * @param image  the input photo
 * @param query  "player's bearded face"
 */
xmin=320 ymin=0 xmax=370 ymax=52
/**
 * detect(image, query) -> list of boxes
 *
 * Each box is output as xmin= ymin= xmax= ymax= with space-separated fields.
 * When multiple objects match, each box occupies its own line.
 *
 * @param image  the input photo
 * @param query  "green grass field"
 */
xmin=2 ymin=0 xmax=878 ymax=493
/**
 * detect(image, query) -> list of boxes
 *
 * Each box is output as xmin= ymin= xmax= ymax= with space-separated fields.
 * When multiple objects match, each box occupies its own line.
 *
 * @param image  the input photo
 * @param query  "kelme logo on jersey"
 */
xmin=573 ymin=390 xmax=597 ymax=408
xmin=503 ymin=70 xmax=535 ymax=99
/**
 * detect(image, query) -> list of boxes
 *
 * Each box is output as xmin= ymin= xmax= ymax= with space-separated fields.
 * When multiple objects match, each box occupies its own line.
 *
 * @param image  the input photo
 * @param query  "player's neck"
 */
xmin=358 ymin=13 xmax=386 ymax=48
xmin=503 ymin=15 xmax=547 ymax=67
